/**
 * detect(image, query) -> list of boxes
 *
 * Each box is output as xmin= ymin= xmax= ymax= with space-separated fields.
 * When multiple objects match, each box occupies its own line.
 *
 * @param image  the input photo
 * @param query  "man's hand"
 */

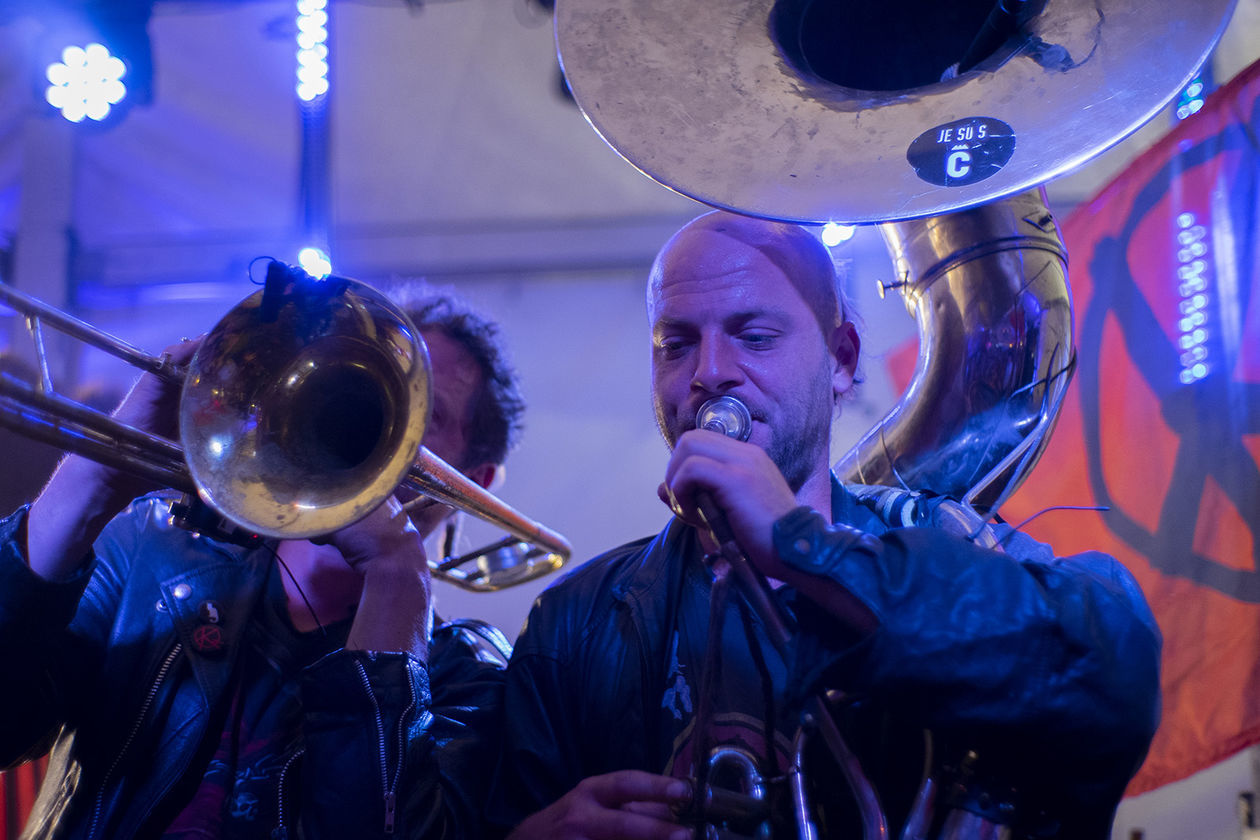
xmin=507 ymin=771 xmax=692 ymax=840
xmin=328 ymin=495 xmax=427 ymax=576
xmin=26 ymin=337 xmax=201 ymax=581
xmin=340 ymin=496 xmax=433 ymax=658
xmin=90 ymin=336 xmax=202 ymax=505
xmin=658 ymin=429 xmax=798 ymax=578
xmin=111 ymin=337 xmax=199 ymax=429
xmin=662 ymin=431 xmax=879 ymax=636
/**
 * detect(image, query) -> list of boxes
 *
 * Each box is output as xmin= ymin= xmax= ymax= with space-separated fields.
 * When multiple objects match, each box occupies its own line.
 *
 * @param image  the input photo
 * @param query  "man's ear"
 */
xmin=830 ymin=321 xmax=861 ymax=399
xmin=465 ymin=462 xmax=499 ymax=491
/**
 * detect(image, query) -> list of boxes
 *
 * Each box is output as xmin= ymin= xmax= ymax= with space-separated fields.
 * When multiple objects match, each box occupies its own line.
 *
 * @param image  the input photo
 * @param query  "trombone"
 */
xmin=0 ymin=262 xmax=570 ymax=591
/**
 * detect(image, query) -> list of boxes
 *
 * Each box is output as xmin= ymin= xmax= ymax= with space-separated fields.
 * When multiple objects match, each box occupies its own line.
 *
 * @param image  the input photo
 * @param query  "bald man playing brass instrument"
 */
xmin=488 ymin=211 xmax=1161 ymax=839
xmin=0 ymin=286 xmax=518 ymax=839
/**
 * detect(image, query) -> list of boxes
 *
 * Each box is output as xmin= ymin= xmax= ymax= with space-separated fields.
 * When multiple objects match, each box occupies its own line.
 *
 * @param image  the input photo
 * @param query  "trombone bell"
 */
xmin=181 ymin=269 xmax=429 ymax=540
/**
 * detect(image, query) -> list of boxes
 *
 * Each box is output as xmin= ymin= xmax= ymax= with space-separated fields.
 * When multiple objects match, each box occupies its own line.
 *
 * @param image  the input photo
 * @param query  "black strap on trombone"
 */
xmin=168 ymin=494 xmax=264 ymax=549
xmin=259 ymin=259 xmax=293 ymax=324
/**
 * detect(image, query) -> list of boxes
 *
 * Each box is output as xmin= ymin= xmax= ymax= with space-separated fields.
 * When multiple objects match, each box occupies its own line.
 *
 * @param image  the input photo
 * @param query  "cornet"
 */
xmin=0 ymin=260 xmax=570 ymax=591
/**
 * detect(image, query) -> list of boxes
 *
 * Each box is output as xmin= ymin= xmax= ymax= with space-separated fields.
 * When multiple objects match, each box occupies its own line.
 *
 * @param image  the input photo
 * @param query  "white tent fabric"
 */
xmin=1 ymin=0 xmax=701 ymax=287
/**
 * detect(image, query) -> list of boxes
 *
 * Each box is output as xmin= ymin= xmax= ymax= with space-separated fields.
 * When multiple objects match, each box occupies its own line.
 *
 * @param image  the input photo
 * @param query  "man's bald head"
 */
xmin=648 ymin=210 xmax=847 ymax=337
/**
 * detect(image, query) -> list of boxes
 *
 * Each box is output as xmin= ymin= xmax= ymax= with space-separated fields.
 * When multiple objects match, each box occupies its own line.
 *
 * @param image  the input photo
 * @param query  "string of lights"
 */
xmin=296 ymin=0 xmax=333 ymax=277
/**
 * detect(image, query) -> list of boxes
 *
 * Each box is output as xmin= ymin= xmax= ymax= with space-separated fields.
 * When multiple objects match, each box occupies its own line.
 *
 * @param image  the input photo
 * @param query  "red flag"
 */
xmin=999 ymin=59 xmax=1260 ymax=794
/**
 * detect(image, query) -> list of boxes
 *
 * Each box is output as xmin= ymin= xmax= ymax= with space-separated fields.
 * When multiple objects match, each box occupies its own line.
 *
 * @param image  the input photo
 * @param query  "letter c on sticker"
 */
xmin=946 ymin=150 xmax=972 ymax=179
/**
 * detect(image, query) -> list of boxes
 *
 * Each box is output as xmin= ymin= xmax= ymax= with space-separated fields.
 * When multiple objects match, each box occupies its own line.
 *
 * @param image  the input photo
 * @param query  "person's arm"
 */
xmin=660 ymin=429 xmax=1160 ymax=824
xmin=0 ymin=498 xmax=147 ymax=768
xmin=0 ymin=343 xmax=195 ymax=767
xmin=335 ymin=496 xmax=433 ymax=659
xmin=772 ymin=504 xmax=1160 ymax=729
xmin=298 ymin=615 xmax=508 ymax=839
xmin=658 ymin=429 xmax=878 ymax=631
xmin=660 ymin=429 xmax=1159 ymax=739
xmin=26 ymin=338 xmax=198 ymax=582
xmin=299 ymin=500 xmax=508 ymax=839
xmin=771 ymin=507 xmax=1160 ymax=830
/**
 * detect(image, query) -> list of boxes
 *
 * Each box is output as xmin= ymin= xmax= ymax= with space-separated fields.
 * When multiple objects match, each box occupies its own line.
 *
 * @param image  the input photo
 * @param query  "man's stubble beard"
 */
xmin=653 ymin=362 xmax=835 ymax=495
xmin=765 ymin=362 xmax=834 ymax=493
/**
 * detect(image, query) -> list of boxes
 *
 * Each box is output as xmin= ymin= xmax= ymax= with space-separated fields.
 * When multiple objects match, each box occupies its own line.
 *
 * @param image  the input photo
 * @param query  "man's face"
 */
xmin=649 ymin=223 xmax=856 ymax=492
xmin=404 ymin=328 xmax=489 ymax=537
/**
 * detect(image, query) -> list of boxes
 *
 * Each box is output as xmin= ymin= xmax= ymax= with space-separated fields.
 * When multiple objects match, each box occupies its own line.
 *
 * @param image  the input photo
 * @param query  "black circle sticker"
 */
xmin=907 ymin=117 xmax=1016 ymax=187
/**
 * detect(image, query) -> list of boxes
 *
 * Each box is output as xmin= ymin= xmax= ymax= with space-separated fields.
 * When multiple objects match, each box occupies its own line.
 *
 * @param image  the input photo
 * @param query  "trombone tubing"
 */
xmin=0 ymin=375 xmax=192 ymax=492
xmin=0 ymin=281 xmax=179 ymax=379
xmin=407 ymin=447 xmax=572 ymax=563
xmin=0 ymin=280 xmax=571 ymax=564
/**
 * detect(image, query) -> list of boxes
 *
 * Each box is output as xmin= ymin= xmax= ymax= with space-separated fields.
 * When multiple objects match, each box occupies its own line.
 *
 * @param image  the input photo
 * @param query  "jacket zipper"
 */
xmin=89 ymin=642 xmax=183 ymax=840
xmin=271 ymin=747 xmax=305 ymax=839
xmin=355 ymin=658 xmax=417 ymax=834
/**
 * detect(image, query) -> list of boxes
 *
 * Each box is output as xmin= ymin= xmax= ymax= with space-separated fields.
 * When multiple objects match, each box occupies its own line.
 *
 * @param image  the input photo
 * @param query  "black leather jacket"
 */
xmin=0 ymin=495 xmax=503 ymax=839
xmin=488 ymin=482 xmax=1161 ymax=838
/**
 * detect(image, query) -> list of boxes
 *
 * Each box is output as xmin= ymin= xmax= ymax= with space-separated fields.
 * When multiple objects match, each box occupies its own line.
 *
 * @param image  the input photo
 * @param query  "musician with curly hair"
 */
xmin=0 ymin=281 xmax=522 ymax=839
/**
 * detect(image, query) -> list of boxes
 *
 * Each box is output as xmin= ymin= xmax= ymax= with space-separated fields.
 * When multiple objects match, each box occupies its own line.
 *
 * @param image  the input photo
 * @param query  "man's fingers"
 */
xmin=508 ymin=772 xmax=693 ymax=840
xmin=580 ymin=807 xmax=689 ymax=840
xmin=621 ymin=801 xmax=677 ymax=819
xmin=664 ymin=431 xmax=768 ymax=505
xmin=165 ymin=334 xmax=204 ymax=365
xmin=665 ymin=454 xmax=736 ymax=518
xmin=663 ymin=429 xmax=737 ymax=484
xmin=581 ymin=770 xmax=691 ymax=809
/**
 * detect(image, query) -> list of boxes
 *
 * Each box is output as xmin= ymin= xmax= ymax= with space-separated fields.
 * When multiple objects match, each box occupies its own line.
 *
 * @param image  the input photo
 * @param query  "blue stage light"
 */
xmin=821 ymin=222 xmax=856 ymax=247
xmin=45 ymin=43 xmax=127 ymax=123
xmin=1175 ymin=71 xmax=1211 ymax=122
xmin=296 ymin=0 xmax=330 ymax=102
xmin=1174 ymin=212 xmax=1212 ymax=385
xmin=298 ymin=247 xmax=332 ymax=279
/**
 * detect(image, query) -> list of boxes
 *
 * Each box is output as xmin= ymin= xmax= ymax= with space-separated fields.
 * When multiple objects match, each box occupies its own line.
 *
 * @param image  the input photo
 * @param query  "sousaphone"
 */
xmin=559 ymin=0 xmax=1235 ymax=513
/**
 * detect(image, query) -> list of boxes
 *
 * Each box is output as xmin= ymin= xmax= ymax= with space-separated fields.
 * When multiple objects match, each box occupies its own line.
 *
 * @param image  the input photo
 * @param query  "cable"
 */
xmin=265 ymin=543 xmax=327 ymax=636
xmin=1000 ymin=504 xmax=1111 ymax=546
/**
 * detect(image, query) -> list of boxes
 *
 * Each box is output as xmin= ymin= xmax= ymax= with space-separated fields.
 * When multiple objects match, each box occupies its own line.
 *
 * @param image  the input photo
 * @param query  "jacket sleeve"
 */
xmin=773 ymin=506 xmax=1162 ymax=823
xmin=483 ymin=552 xmax=653 ymax=837
xmin=481 ymin=622 xmax=585 ymax=836
xmin=0 ymin=505 xmax=129 ymax=768
xmin=298 ymin=628 xmax=506 ymax=840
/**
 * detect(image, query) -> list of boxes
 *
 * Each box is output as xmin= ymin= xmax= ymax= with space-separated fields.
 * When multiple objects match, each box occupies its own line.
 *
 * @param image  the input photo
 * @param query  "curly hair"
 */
xmin=385 ymin=283 xmax=525 ymax=469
